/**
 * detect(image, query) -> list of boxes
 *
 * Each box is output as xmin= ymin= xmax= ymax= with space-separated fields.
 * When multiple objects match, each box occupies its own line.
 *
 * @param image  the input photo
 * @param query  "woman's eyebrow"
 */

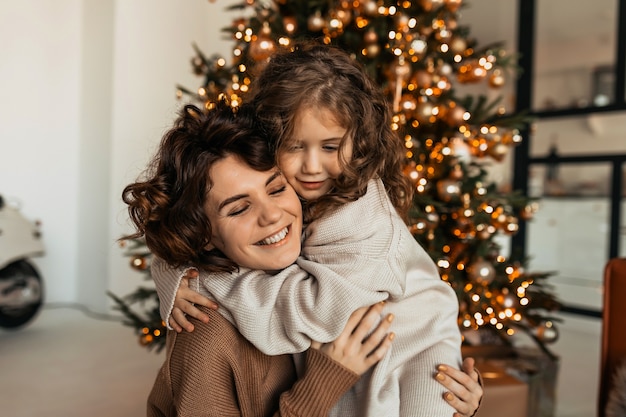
xmin=218 ymin=170 xmax=282 ymax=211
xmin=218 ymin=193 xmax=247 ymax=212
xmin=265 ymin=170 xmax=282 ymax=186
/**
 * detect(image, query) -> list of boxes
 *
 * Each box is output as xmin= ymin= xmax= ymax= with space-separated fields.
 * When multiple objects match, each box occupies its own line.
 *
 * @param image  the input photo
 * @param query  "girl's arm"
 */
xmin=151 ymin=257 xmax=217 ymax=331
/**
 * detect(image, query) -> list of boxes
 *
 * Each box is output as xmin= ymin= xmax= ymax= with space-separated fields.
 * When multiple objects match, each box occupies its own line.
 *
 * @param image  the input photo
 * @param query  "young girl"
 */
xmin=153 ymin=42 xmax=481 ymax=417
xmin=123 ymin=101 xmax=396 ymax=416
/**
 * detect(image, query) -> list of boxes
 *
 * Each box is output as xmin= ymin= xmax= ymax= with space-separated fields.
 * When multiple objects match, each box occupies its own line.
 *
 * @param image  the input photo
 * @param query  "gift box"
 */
xmin=474 ymin=362 xmax=528 ymax=417
xmin=464 ymin=345 xmax=560 ymax=417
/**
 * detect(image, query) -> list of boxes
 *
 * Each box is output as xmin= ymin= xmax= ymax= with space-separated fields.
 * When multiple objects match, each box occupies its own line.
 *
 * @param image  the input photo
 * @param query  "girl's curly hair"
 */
xmin=250 ymin=41 xmax=412 ymax=222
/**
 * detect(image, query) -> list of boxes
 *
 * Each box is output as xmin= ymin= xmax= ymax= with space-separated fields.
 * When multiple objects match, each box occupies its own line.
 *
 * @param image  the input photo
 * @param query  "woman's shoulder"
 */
xmin=171 ymin=307 xmax=242 ymax=355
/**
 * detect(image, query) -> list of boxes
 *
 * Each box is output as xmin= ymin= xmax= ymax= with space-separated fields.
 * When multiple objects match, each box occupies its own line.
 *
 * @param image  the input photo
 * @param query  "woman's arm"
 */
xmin=147 ymin=305 xmax=394 ymax=417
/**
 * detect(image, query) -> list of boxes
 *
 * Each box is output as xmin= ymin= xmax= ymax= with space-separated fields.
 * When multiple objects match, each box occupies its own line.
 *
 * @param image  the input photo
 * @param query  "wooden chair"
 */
xmin=599 ymin=258 xmax=626 ymax=417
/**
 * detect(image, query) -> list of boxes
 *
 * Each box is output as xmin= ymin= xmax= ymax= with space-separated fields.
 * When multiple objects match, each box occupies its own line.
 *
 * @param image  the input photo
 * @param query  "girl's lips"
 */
xmin=299 ymin=181 xmax=325 ymax=190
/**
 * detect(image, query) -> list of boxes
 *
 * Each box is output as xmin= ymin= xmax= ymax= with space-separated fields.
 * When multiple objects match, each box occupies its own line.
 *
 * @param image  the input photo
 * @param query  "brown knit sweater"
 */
xmin=147 ymin=307 xmax=359 ymax=417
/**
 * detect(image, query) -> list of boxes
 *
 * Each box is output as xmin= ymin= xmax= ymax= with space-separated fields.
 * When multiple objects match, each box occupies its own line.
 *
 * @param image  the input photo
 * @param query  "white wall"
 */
xmin=0 ymin=0 xmax=82 ymax=302
xmin=0 ymin=0 xmax=237 ymax=312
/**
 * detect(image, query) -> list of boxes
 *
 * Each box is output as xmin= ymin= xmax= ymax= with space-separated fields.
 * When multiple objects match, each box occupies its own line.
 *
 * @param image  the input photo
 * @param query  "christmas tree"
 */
xmin=111 ymin=0 xmax=561 ymax=356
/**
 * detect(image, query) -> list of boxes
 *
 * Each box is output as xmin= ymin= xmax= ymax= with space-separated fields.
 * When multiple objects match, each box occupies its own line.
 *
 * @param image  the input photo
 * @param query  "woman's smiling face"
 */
xmin=204 ymin=154 xmax=303 ymax=271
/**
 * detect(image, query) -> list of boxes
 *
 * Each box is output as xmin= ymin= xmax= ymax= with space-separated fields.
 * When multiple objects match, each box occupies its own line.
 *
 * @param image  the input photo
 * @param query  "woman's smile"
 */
xmin=257 ymin=226 xmax=290 ymax=246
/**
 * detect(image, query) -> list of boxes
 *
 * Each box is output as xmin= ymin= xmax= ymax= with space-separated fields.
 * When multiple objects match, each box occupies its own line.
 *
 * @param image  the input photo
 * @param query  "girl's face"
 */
xmin=205 ymin=154 xmax=303 ymax=271
xmin=278 ymin=107 xmax=353 ymax=201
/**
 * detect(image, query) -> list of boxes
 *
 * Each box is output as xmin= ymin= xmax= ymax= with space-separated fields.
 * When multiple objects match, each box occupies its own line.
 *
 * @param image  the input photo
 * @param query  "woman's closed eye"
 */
xmin=269 ymin=185 xmax=287 ymax=196
xmin=227 ymin=203 xmax=250 ymax=217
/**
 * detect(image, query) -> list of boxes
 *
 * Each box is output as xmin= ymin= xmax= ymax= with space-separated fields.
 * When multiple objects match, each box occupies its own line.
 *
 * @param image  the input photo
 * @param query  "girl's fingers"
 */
xmin=170 ymin=307 xmax=194 ymax=333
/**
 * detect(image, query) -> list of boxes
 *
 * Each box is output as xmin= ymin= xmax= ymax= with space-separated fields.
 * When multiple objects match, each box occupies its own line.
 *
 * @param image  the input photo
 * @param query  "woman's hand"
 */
xmin=436 ymin=357 xmax=483 ymax=417
xmin=169 ymin=269 xmax=219 ymax=333
xmin=310 ymin=302 xmax=394 ymax=376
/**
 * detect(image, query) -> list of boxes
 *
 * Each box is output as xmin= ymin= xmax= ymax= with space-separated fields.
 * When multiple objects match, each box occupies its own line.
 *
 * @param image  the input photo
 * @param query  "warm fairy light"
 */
xmin=437 ymin=258 xmax=450 ymax=268
xmin=520 ymin=298 xmax=529 ymax=305
xmin=471 ymin=294 xmax=480 ymax=302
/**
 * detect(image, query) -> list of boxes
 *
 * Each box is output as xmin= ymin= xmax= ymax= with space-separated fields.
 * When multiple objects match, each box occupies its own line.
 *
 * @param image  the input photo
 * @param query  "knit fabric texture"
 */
xmin=147 ymin=307 xmax=359 ymax=417
xmin=152 ymin=178 xmax=463 ymax=416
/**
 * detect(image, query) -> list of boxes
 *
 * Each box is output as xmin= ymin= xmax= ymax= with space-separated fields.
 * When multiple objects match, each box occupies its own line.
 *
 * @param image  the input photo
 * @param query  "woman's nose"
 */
xmin=258 ymin=199 xmax=283 ymax=226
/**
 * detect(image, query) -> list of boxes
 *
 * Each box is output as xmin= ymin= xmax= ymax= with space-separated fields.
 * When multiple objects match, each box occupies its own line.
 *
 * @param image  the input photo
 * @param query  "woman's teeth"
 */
xmin=258 ymin=227 xmax=288 ymax=245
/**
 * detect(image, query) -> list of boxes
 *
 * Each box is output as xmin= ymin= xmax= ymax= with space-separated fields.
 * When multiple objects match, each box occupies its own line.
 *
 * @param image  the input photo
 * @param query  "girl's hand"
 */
xmin=310 ymin=302 xmax=394 ymax=376
xmin=169 ymin=270 xmax=219 ymax=333
xmin=436 ymin=357 xmax=483 ymax=417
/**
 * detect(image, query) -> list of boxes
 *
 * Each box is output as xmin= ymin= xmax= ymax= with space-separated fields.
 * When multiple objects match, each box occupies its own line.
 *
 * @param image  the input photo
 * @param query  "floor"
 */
xmin=0 ymin=304 xmax=164 ymax=417
xmin=0 ymin=305 xmax=600 ymax=417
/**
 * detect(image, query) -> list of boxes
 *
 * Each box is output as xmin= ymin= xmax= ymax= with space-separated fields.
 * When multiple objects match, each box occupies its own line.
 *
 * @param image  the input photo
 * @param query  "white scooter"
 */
xmin=0 ymin=195 xmax=45 ymax=328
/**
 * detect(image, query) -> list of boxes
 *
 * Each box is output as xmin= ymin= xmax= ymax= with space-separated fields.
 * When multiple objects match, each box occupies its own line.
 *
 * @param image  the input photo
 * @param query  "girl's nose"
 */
xmin=302 ymin=150 xmax=322 ymax=174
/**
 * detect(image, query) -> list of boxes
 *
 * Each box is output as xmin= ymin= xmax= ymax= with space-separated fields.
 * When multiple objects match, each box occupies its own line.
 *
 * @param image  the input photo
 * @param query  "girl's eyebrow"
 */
xmin=218 ymin=170 xmax=282 ymax=211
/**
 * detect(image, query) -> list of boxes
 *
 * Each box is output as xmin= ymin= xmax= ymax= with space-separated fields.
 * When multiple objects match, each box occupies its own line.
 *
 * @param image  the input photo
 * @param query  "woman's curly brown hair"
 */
xmin=250 ymin=41 xmax=412 ymax=222
xmin=121 ymin=101 xmax=275 ymax=272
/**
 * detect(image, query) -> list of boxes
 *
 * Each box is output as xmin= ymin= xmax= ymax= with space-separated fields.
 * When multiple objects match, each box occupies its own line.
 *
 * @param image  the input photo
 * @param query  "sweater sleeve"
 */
xmin=274 ymin=349 xmax=359 ymax=417
xmin=197 ymin=180 xmax=403 ymax=355
xmin=149 ymin=308 xmax=359 ymax=417
xmin=151 ymin=256 xmax=203 ymax=329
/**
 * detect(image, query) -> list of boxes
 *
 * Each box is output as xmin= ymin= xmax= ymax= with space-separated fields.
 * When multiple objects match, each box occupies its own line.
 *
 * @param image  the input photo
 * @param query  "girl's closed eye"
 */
xmin=287 ymin=143 xmax=304 ymax=152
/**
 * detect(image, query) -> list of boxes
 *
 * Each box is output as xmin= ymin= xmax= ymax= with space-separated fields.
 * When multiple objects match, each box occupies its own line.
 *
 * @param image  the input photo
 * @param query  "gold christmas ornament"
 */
xmin=248 ymin=24 xmax=276 ymax=61
xmin=364 ymin=29 xmax=378 ymax=44
xmin=437 ymin=178 xmax=462 ymax=202
xmin=449 ymin=164 xmax=464 ymax=180
xmin=361 ymin=0 xmax=378 ymax=16
xmin=534 ymin=320 xmax=559 ymax=343
xmin=130 ymin=255 xmax=148 ymax=271
xmin=283 ymin=16 xmax=297 ymax=34
xmin=467 ymin=258 xmax=496 ymax=284
xmin=489 ymin=68 xmax=506 ymax=88
xmin=449 ymin=36 xmax=467 ymax=54
xmin=487 ymin=142 xmax=509 ymax=162
xmin=308 ymin=11 xmax=325 ymax=32
xmin=415 ymin=99 xmax=435 ymax=123
xmin=414 ymin=69 xmax=433 ymax=88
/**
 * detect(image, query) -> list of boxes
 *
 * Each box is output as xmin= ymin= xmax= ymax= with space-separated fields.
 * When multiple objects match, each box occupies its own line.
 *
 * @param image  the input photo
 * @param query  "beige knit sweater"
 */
xmin=147 ymin=307 xmax=359 ymax=417
xmin=153 ymin=179 xmax=463 ymax=417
